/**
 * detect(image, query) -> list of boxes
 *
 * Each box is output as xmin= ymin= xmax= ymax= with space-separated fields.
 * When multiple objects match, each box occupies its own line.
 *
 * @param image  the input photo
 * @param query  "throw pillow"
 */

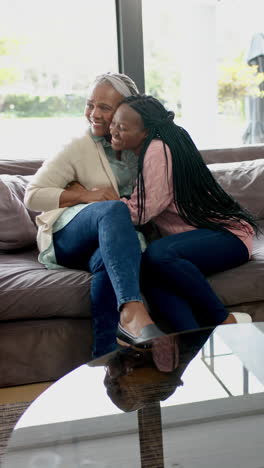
xmin=0 ymin=174 xmax=38 ymax=250
xmin=208 ymin=158 xmax=264 ymax=220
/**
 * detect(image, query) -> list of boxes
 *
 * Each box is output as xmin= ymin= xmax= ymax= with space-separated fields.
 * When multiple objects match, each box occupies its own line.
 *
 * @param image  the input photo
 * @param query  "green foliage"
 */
xmin=145 ymin=50 xmax=181 ymax=116
xmin=0 ymin=68 xmax=20 ymax=86
xmin=0 ymin=37 xmax=21 ymax=86
xmin=0 ymin=94 xmax=86 ymax=117
xmin=145 ymin=69 xmax=165 ymax=102
xmin=218 ymin=57 xmax=264 ymax=103
xmin=0 ymin=38 xmax=20 ymax=56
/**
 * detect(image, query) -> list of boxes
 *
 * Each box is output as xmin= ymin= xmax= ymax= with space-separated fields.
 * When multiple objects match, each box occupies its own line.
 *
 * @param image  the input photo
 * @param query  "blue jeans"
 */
xmin=68 ymin=222 xmax=249 ymax=358
xmin=141 ymin=228 xmax=249 ymax=331
xmin=53 ymin=201 xmax=143 ymax=358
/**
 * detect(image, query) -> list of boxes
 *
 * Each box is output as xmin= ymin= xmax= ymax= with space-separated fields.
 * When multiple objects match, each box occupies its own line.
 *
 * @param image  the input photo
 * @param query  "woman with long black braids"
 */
xmin=109 ymin=94 xmax=259 ymax=341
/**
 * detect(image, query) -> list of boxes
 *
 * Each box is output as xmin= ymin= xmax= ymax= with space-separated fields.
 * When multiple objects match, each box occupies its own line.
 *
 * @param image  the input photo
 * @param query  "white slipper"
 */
xmin=231 ymin=312 xmax=252 ymax=323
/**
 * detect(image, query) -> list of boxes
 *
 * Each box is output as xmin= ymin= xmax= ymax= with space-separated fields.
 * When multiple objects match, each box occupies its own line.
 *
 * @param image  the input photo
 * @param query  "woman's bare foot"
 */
xmin=222 ymin=313 xmax=237 ymax=325
xmin=120 ymin=301 xmax=154 ymax=337
xmin=222 ymin=312 xmax=252 ymax=325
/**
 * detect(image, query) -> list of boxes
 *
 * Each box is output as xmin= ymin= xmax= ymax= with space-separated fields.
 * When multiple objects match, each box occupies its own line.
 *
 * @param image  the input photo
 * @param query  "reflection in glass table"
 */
xmin=3 ymin=323 xmax=264 ymax=468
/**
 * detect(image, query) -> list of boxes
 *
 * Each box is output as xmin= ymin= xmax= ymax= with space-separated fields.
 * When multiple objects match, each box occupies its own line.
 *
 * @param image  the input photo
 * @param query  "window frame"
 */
xmin=115 ymin=0 xmax=145 ymax=93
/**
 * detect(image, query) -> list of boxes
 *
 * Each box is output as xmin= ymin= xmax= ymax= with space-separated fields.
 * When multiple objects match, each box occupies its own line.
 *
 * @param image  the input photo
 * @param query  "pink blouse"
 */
xmin=121 ymin=139 xmax=254 ymax=256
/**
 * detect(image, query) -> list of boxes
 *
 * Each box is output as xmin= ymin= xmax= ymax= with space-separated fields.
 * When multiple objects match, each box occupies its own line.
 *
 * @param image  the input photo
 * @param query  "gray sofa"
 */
xmin=1 ymin=144 xmax=264 ymax=388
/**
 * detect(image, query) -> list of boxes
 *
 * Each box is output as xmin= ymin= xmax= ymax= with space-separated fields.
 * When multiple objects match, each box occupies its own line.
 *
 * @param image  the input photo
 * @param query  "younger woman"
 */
xmin=109 ymin=95 xmax=258 ymax=341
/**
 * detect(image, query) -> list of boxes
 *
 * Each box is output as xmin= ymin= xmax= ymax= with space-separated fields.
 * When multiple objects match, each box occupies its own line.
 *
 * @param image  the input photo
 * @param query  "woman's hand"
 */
xmin=59 ymin=181 xmax=119 ymax=207
xmin=89 ymin=185 xmax=120 ymax=202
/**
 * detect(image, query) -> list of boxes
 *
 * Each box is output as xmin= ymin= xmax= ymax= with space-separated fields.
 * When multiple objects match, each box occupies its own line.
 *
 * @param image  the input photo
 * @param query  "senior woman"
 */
xmin=24 ymin=73 xmax=164 ymax=359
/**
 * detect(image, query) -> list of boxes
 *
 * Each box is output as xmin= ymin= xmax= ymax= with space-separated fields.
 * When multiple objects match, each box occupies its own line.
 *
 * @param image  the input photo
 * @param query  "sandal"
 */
xmin=116 ymin=322 xmax=165 ymax=348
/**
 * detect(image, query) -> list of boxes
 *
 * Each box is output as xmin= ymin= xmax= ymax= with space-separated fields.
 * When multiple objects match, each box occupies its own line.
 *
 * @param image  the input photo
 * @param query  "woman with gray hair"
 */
xmin=25 ymin=73 xmax=164 ymax=359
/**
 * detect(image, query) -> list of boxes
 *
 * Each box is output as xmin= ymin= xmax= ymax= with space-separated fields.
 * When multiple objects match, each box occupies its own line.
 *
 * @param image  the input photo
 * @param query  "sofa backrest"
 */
xmin=1 ymin=145 xmax=264 ymax=174
xmin=0 ymin=159 xmax=43 ymax=176
xmin=201 ymin=144 xmax=264 ymax=165
xmin=0 ymin=146 xmax=264 ymax=245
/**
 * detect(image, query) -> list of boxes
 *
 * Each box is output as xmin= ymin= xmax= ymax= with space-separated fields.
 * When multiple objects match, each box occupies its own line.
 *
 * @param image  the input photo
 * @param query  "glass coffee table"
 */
xmin=2 ymin=323 xmax=264 ymax=468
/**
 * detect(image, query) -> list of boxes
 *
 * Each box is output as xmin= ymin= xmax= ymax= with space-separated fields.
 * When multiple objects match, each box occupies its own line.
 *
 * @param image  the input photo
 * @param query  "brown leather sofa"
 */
xmin=1 ymin=144 xmax=264 ymax=388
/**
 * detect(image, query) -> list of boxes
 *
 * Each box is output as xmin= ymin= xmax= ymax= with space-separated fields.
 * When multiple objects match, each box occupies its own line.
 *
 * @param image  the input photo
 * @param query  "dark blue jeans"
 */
xmin=53 ymin=201 xmax=143 ymax=358
xmin=141 ymin=228 xmax=249 ymax=331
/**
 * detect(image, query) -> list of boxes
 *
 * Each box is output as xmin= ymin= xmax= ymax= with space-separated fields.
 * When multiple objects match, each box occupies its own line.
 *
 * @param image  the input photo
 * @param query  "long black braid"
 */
xmin=122 ymin=94 xmax=259 ymax=234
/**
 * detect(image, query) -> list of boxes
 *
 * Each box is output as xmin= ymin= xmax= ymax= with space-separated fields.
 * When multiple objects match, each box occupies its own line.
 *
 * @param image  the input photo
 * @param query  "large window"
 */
xmin=1 ymin=0 xmax=264 ymax=157
xmin=142 ymin=0 xmax=264 ymax=149
xmin=0 ymin=0 xmax=118 ymax=159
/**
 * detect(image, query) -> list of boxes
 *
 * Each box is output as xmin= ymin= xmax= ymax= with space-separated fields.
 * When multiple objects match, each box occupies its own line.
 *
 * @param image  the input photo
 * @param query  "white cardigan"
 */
xmin=24 ymin=131 xmax=119 ymax=253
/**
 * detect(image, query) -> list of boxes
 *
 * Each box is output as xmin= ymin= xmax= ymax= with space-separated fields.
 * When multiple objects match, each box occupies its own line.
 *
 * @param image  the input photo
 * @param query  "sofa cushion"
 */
xmin=208 ymin=158 xmax=264 ymax=220
xmin=0 ymin=174 xmax=38 ymax=250
xmin=0 ymin=248 xmax=92 ymax=321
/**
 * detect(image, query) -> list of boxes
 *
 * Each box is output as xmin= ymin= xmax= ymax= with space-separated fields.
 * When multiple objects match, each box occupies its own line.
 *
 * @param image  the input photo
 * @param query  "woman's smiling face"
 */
xmin=110 ymin=103 xmax=148 ymax=155
xmin=85 ymin=82 xmax=124 ymax=137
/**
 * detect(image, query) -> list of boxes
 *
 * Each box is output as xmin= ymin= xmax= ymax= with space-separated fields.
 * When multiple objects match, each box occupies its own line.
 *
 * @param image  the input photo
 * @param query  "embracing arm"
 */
xmin=25 ymin=170 xmax=119 ymax=211
xmin=59 ymin=183 xmax=119 ymax=207
xmin=24 ymin=139 xmax=119 ymax=211
xmin=121 ymin=140 xmax=174 ymax=224
xmin=24 ymin=143 xmax=79 ymax=212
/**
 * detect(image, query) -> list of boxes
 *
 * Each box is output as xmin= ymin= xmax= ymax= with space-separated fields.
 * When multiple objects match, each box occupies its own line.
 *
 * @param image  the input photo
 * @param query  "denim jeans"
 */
xmin=53 ymin=201 xmax=143 ymax=357
xmin=68 ymin=222 xmax=249 ymax=358
xmin=141 ymin=228 xmax=249 ymax=331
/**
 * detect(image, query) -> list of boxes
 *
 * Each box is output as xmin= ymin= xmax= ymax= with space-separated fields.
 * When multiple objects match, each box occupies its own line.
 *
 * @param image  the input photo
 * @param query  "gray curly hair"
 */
xmin=92 ymin=72 xmax=139 ymax=97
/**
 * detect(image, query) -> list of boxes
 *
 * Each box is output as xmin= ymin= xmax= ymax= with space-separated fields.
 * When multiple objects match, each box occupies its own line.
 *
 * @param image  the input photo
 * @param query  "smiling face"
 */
xmin=85 ymin=82 xmax=124 ymax=137
xmin=110 ymin=103 xmax=148 ymax=155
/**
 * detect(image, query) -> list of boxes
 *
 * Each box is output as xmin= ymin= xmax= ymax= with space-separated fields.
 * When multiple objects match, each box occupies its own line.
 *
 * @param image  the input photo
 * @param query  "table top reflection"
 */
xmin=3 ymin=323 xmax=264 ymax=468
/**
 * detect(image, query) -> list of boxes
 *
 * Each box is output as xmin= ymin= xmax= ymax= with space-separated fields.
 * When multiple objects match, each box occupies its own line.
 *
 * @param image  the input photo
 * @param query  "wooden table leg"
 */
xmin=137 ymin=401 xmax=164 ymax=468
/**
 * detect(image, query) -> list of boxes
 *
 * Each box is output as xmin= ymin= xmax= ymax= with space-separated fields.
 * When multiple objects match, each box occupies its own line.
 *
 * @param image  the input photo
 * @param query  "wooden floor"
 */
xmin=0 ymin=382 xmax=52 ymax=405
